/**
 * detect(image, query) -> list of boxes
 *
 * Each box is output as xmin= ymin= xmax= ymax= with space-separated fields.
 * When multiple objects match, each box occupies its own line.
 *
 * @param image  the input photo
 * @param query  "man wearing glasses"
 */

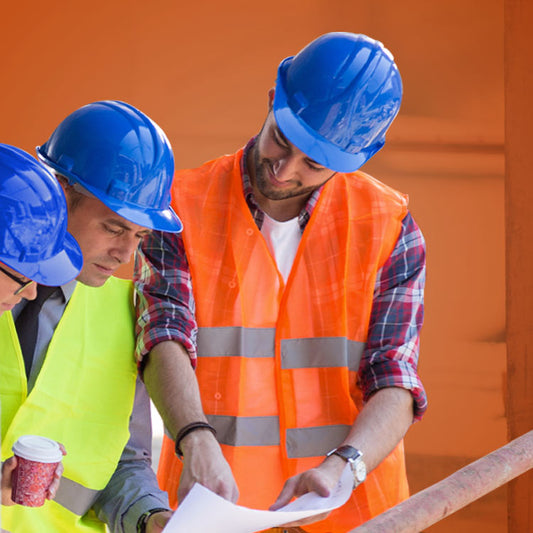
xmin=0 ymin=143 xmax=82 ymax=507
xmin=0 ymin=142 xmax=82 ymax=316
xmin=0 ymin=266 xmax=34 ymax=298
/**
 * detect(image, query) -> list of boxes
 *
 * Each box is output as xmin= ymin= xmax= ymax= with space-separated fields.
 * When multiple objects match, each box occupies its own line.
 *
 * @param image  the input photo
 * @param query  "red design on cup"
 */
xmin=11 ymin=435 xmax=62 ymax=507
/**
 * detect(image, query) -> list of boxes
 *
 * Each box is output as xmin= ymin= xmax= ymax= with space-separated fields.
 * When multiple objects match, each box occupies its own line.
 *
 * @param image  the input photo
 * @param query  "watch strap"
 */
xmin=326 ymin=445 xmax=366 ymax=489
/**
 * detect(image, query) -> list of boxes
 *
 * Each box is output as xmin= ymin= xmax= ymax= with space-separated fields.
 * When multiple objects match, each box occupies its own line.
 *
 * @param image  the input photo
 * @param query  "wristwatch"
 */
xmin=326 ymin=444 xmax=367 ymax=489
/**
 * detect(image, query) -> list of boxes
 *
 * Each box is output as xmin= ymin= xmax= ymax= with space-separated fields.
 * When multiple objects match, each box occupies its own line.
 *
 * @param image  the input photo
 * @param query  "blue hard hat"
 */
xmin=37 ymin=100 xmax=182 ymax=233
xmin=273 ymin=32 xmax=403 ymax=173
xmin=0 ymin=144 xmax=83 ymax=286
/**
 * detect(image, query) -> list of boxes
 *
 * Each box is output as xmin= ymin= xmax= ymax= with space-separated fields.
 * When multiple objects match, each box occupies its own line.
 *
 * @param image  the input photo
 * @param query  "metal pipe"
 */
xmin=350 ymin=430 xmax=533 ymax=533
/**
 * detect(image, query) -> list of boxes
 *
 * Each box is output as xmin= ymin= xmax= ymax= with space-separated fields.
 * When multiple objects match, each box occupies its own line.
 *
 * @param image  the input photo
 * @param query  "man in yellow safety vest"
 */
xmin=1 ymin=101 xmax=182 ymax=533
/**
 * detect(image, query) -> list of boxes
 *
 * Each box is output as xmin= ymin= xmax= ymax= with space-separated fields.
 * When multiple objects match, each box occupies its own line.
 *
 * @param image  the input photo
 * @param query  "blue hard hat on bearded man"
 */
xmin=273 ymin=32 xmax=403 ymax=173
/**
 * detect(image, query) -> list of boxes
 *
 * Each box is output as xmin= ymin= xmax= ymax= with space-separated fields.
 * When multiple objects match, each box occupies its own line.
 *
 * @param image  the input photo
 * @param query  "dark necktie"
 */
xmin=15 ymin=285 xmax=59 ymax=379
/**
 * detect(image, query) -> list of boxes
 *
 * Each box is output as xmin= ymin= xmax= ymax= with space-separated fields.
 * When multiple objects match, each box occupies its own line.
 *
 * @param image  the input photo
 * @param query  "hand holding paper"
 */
xmin=162 ymin=464 xmax=353 ymax=533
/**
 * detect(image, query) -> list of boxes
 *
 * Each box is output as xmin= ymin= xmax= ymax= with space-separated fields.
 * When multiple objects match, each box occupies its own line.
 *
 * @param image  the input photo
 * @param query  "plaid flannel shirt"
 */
xmin=134 ymin=140 xmax=428 ymax=419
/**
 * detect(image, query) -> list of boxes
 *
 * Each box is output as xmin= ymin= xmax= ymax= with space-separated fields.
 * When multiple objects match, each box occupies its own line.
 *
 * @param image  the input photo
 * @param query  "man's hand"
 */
xmin=178 ymin=429 xmax=239 ymax=503
xmin=2 ymin=456 xmax=17 ymax=505
xmin=267 ymin=455 xmax=347 ymax=528
xmin=46 ymin=443 xmax=66 ymax=501
xmin=146 ymin=510 xmax=173 ymax=532
xmin=270 ymin=387 xmax=415 ymax=528
xmin=270 ymin=454 xmax=345 ymax=510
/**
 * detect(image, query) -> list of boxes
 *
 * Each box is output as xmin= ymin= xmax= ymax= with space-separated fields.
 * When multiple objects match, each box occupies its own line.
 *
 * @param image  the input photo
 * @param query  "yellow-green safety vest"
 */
xmin=1 ymin=277 xmax=137 ymax=532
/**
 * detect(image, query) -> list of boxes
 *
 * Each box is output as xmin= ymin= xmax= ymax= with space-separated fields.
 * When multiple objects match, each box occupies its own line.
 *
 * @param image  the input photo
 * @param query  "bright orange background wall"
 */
xmin=1 ymin=2 xmax=509 ymax=531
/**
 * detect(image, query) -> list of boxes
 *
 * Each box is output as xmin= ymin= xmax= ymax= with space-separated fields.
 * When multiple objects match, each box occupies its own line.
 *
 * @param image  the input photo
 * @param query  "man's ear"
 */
xmin=268 ymin=88 xmax=275 ymax=110
xmin=54 ymin=173 xmax=69 ymax=193
xmin=54 ymin=173 xmax=84 ymax=211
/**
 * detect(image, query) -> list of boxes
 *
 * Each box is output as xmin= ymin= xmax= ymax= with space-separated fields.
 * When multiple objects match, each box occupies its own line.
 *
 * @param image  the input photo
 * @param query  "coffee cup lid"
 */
xmin=12 ymin=435 xmax=62 ymax=463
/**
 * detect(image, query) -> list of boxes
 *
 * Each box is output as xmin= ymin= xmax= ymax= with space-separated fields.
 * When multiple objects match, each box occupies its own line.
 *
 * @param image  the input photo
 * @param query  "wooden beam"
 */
xmin=505 ymin=0 xmax=533 ymax=531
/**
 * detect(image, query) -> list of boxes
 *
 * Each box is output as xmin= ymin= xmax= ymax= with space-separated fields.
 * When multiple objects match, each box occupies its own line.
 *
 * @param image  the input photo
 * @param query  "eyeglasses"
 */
xmin=0 ymin=264 xmax=35 ymax=295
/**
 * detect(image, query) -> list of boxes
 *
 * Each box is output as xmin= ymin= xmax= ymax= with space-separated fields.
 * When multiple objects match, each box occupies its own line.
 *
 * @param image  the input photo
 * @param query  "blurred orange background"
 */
xmin=2 ymin=1 xmax=527 ymax=531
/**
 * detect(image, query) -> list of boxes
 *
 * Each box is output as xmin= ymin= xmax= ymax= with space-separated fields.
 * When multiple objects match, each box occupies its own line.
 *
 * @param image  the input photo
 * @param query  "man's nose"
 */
xmin=112 ymin=235 xmax=139 ymax=264
xmin=272 ymin=156 xmax=298 ymax=182
xmin=21 ymin=281 xmax=38 ymax=301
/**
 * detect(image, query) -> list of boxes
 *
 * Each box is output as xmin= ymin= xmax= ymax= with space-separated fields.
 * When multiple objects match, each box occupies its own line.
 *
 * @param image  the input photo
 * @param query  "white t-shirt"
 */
xmin=260 ymin=213 xmax=301 ymax=283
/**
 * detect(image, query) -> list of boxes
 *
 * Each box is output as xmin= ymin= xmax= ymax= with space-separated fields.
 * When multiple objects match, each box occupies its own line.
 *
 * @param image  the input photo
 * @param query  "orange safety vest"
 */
xmin=159 ymin=149 xmax=410 ymax=532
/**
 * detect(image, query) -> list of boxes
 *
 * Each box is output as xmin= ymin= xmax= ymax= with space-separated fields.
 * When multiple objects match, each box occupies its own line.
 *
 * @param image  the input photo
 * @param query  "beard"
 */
xmin=252 ymin=145 xmax=326 ymax=201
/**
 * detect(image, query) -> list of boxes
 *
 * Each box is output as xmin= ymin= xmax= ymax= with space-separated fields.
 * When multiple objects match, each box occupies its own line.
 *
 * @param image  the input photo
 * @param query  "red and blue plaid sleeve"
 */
xmin=358 ymin=212 xmax=428 ymax=420
xmin=134 ymin=230 xmax=198 ymax=368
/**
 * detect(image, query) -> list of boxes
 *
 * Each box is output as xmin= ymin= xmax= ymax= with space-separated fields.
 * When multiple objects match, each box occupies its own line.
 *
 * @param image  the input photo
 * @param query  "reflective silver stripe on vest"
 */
xmin=55 ymin=476 xmax=101 ymax=516
xmin=207 ymin=414 xmax=280 ymax=446
xmin=197 ymin=327 xmax=364 ymax=371
xmin=281 ymin=338 xmax=365 ymax=371
xmin=197 ymin=327 xmax=275 ymax=357
xmin=286 ymin=425 xmax=351 ymax=458
xmin=207 ymin=414 xmax=350 ymax=458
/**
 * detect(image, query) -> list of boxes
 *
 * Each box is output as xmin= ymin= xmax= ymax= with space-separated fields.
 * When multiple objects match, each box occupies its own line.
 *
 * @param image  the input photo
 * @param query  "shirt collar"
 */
xmin=60 ymin=279 xmax=78 ymax=304
xmin=11 ymin=279 xmax=76 ymax=320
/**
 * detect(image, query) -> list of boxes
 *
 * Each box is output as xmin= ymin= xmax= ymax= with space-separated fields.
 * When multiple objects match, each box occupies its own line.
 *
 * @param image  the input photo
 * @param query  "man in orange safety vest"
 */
xmin=135 ymin=32 xmax=427 ymax=532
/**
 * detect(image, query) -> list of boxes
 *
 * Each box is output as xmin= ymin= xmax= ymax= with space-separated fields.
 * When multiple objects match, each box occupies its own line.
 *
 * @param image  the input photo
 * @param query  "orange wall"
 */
xmin=0 ymin=2 xmax=507 ymax=531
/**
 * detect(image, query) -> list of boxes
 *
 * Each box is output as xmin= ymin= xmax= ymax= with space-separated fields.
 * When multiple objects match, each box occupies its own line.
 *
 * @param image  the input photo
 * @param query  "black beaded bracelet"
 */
xmin=175 ymin=421 xmax=217 ymax=458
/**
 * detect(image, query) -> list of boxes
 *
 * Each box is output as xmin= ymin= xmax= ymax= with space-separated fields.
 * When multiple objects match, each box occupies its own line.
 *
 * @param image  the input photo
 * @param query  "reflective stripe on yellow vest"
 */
xmin=158 ymin=150 xmax=410 ymax=532
xmin=0 ymin=277 xmax=137 ymax=533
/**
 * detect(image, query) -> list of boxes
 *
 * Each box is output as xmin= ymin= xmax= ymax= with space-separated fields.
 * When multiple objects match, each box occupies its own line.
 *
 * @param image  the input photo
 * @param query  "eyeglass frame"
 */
xmin=0 ymin=264 xmax=35 ymax=295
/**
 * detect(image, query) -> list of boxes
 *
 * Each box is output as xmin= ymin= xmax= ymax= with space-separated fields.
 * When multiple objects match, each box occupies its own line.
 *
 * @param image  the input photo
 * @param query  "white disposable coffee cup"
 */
xmin=11 ymin=435 xmax=63 ymax=507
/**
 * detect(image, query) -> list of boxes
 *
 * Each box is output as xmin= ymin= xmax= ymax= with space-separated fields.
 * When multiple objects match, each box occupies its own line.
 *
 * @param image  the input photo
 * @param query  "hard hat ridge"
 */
xmin=37 ymin=100 xmax=182 ymax=233
xmin=273 ymin=32 xmax=403 ymax=173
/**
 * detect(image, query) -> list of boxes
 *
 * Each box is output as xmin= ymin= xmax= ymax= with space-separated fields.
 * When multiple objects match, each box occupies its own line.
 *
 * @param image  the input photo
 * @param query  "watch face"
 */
xmin=334 ymin=445 xmax=362 ymax=462
xmin=354 ymin=458 xmax=367 ymax=482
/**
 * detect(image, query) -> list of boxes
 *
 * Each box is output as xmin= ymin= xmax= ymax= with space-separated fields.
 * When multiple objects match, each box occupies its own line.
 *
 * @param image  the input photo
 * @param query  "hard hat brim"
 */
xmin=80 ymin=178 xmax=183 ymax=233
xmin=108 ymin=199 xmax=183 ymax=234
xmin=81 ymin=180 xmax=183 ymax=233
xmin=37 ymin=148 xmax=183 ymax=234
xmin=1 ymin=232 xmax=83 ymax=287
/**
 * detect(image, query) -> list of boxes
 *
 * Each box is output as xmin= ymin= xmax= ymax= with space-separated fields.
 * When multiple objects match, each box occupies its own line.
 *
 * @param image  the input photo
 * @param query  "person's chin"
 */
xmin=0 ymin=302 xmax=16 ymax=313
xmin=77 ymin=269 xmax=112 ymax=288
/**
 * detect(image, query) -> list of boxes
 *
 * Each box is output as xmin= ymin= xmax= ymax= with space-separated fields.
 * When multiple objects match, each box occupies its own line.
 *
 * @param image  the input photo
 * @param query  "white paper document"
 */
xmin=162 ymin=465 xmax=353 ymax=532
